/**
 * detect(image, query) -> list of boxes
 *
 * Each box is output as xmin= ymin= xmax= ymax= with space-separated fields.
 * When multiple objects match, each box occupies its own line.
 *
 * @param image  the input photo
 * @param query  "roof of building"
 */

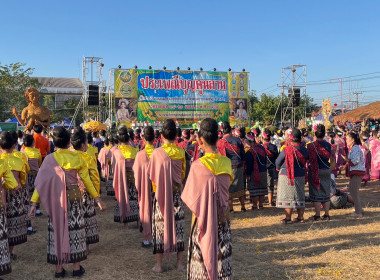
xmin=34 ymin=77 xmax=83 ymax=95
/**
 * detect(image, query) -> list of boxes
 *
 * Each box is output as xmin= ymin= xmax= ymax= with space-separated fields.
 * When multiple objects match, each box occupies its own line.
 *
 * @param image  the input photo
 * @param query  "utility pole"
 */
xmin=329 ymin=78 xmax=344 ymax=112
xmin=352 ymin=91 xmax=363 ymax=109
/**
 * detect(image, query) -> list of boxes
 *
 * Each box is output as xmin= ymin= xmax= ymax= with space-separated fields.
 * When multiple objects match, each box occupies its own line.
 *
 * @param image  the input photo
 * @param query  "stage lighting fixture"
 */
xmin=163 ymin=66 xmax=166 ymax=70
xmin=149 ymin=66 xmax=152 ymax=69
xmin=118 ymin=65 xmax=121 ymax=69
xmin=213 ymin=68 xmax=216 ymax=71
xmin=242 ymin=68 xmax=246 ymax=72
xmin=134 ymin=65 xmax=138 ymax=69
xmin=228 ymin=68 xmax=231 ymax=72
xmin=177 ymin=67 xmax=180 ymax=70
xmin=200 ymin=67 xmax=203 ymax=71
xmin=187 ymin=67 xmax=191 ymax=70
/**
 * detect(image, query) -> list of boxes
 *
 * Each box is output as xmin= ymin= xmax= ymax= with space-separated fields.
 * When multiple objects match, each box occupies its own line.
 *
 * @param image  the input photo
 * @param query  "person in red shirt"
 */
xmin=32 ymin=124 xmax=50 ymax=160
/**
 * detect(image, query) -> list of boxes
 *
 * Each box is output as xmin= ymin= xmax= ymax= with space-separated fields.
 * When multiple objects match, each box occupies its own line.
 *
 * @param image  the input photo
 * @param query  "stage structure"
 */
xmin=274 ymin=65 xmax=307 ymax=127
xmin=71 ymin=57 xmax=107 ymax=127
xmin=107 ymin=68 xmax=250 ymax=128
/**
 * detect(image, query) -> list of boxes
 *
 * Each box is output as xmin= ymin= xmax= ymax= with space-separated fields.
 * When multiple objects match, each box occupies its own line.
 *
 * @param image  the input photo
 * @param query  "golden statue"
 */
xmin=298 ymin=118 xmax=307 ymax=130
xmin=12 ymin=86 xmax=52 ymax=130
xmin=322 ymin=98 xmax=333 ymax=130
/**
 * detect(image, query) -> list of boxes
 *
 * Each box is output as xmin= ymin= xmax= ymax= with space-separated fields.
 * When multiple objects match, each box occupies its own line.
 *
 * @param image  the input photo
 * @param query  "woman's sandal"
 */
xmin=312 ymin=215 xmax=321 ymax=221
xmin=322 ymin=214 xmax=331 ymax=220
xmin=293 ymin=217 xmax=305 ymax=223
xmin=281 ymin=218 xmax=293 ymax=224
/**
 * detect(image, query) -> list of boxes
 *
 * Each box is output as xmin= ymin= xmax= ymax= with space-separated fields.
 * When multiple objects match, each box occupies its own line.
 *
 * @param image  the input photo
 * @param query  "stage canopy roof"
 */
xmin=333 ymin=101 xmax=380 ymax=122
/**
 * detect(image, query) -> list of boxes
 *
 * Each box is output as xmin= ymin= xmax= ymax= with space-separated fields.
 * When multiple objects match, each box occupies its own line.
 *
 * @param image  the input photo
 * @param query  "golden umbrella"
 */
xmin=83 ymin=121 xmax=107 ymax=132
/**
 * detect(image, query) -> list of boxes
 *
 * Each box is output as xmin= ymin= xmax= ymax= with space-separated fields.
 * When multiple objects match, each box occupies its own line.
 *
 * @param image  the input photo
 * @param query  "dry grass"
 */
xmin=4 ymin=177 xmax=380 ymax=280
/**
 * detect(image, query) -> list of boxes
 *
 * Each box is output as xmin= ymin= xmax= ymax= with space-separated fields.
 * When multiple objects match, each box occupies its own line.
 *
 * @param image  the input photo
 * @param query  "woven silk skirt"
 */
xmin=308 ymin=168 xmax=331 ymax=203
xmin=47 ymin=185 xmax=87 ymax=264
xmin=187 ymin=217 xmax=232 ymax=280
xmin=106 ymin=167 xmax=115 ymax=196
xmin=83 ymin=191 xmax=99 ymax=245
xmin=152 ymin=191 xmax=185 ymax=254
xmin=247 ymin=171 xmax=268 ymax=197
xmin=114 ymin=168 xmax=139 ymax=223
xmin=229 ymin=165 xmax=245 ymax=199
xmin=0 ymin=202 xmax=12 ymax=276
xmin=276 ymin=173 xmax=305 ymax=209
xmin=6 ymin=188 xmax=27 ymax=246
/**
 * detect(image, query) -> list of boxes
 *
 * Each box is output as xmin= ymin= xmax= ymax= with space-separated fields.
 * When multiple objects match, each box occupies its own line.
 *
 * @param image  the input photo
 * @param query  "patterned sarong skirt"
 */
xmin=187 ymin=217 xmax=232 ymax=280
xmin=0 ymin=202 xmax=12 ymax=276
xmin=106 ymin=167 xmax=115 ymax=196
xmin=47 ymin=185 xmax=87 ymax=264
xmin=308 ymin=168 xmax=331 ymax=203
xmin=6 ymin=188 xmax=27 ymax=246
xmin=83 ymin=191 xmax=99 ymax=245
xmin=229 ymin=165 xmax=245 ymax=199
xmin=248 ymin=171 xmax=268 ymax=197
xmin=114 ymin=168 xmax=139 ymax=223
xmin=276 ymin=173 xmax=305 ymax=209
xmin=152 ymin=189 xmax=185 ymax=254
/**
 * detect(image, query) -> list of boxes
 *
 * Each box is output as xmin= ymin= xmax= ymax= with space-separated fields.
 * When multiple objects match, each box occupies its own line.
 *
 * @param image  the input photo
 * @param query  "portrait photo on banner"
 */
xmin=229 ymin=98 xmax=248 ymax=121
xmin=115 ymin=97 xmax=138 ymax=122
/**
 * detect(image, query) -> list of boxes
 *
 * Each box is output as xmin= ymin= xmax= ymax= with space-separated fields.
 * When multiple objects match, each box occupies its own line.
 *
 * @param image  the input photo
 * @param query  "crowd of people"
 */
xmin=0 ymin=118 xmax=379 ymax=279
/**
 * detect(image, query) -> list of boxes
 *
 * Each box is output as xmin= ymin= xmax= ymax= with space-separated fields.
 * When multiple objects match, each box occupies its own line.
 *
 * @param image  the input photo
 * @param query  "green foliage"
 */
xmin=0 ymin=62 xmax=41 ymax=121
xmin=247 ymin=91 xmax=318 ymax=124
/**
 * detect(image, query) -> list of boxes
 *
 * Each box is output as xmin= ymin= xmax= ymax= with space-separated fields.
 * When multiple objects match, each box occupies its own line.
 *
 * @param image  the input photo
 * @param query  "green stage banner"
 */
xmin=114 ymin=69 xmax=249 ymax=127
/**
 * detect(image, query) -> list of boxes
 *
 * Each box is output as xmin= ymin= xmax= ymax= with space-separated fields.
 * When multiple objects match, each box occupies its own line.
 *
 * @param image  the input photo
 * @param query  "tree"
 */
xmin=0 ymin=63 xmax=40 ymax=121
xmin=247 ymin=91 xmax=318 ymax=125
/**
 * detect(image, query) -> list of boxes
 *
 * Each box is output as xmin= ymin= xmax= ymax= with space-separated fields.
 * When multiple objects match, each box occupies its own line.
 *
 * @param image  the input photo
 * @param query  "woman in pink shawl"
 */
xmin=182 ymin=118 xmax=233 ymax=280
xmin=112 ymin=126 xmax=139 ymax=225
xmin=133 ymin=126 xmax=155 ymax=248
xmin=369 ymin=130 xmax=380 ymax=182
xmin=29 ymin=127 xmax=106 ymax=278
xmin=148 ymin=119 xmax=186 ymax=273
xmin=98 ymin=137 xmax=110 ymax=181
xmin=334 ymin=131 xmax=346 ymax=176
xmin=105 ymin=135 xmax=119 ymax=196
xmin=359 ymin=132 xmax=371 ymax=185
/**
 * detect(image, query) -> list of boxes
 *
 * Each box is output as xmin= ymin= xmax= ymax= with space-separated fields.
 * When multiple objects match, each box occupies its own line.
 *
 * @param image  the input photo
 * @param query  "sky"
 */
xmin=1 ymin=0 xmax=380 ymax=107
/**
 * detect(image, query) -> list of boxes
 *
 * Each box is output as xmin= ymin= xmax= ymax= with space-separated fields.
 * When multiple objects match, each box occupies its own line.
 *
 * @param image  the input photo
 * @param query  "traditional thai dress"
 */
xmin=87 ymin=144 xmax=98 ymax=160
xmin=359 ymin=142 xmax=371 ymax=182
xmin=148 ymin=143 xmax=186 ymax=254
xmin=246 ymin=144 xmax=268 ymax=197
xmin=22 ymin=147 xmax=41 ymax=228
xmin=133 ymin=144 xmax=154 ymax=242
xmin=369 ymin=138 xmax=380 ymax=180
xmin=75 ymin=150 xmax=100 ymax=245
xmin=183 ymin=153 xmax=233 ymax=280
xmin=31 ymin=150 xmax=100 ymax=264
xmin=1 ymin=151 xmax=29 ymax=247
xmin=113 ymin=144 xmax=139 ymax=223
xmin=105 ymin=145 xmax=118 ymax=196
xmin=307 ymin=140 xmax=332 ymax=203
xmin=217 ymin=134 xmax=245 ymax=199
xmin=330 ymin=143 xmax=337 ymax=177
xmin=334 ymin=136 xmax=346 ymax=172
xmin=0 ymin=159 xmax=18 ymax=276
xmin=276 ymin=144 xmax=308 ymax=208
xmin=177 ymin=139 xmax=195 ymax=183
xmin=98 ymin=145 xmax=110 ymax=182
xmin=262 ymin=142 xmax=279 ymax=195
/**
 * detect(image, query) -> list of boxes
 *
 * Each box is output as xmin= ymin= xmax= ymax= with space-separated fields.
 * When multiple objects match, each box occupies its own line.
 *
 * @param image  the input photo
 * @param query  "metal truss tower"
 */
xmin=81 ymin=57 xmax=106 ymax=122
xmin=280 ymin=64 xmax=307 ymax=127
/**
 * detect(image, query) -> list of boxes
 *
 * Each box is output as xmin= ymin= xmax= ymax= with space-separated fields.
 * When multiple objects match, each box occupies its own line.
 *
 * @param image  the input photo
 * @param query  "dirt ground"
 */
xmin=4 ymin=177 xmax=380 ymax=280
